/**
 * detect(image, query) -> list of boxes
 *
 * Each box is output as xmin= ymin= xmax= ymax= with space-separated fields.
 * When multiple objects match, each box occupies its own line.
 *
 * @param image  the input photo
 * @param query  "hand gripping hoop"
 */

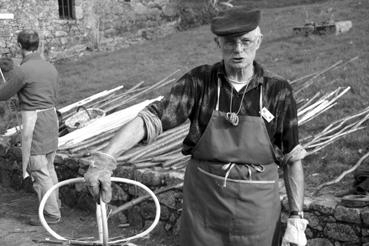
xmin=39 ymin=177 xmax=161 ymax=245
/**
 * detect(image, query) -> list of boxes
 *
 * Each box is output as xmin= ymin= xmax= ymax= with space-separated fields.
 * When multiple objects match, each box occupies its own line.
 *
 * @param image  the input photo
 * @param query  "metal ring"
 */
xmin=39 ymin=177 xmax=161 ymax=245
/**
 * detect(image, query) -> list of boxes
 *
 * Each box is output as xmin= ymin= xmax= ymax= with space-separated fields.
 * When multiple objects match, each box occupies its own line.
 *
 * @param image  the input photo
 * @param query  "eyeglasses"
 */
xmin=221 ymin=36 xmax=260 ymax=50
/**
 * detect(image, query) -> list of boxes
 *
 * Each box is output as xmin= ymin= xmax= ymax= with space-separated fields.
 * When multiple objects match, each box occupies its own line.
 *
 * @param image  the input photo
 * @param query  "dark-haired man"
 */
xmin=0 ymin=30 xmax=60 ymax=225
xmin=83 ymin=7 xmax=308 ymax=246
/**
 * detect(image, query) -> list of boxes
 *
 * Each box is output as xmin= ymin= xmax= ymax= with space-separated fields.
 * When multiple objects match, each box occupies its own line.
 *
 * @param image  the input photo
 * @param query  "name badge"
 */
xmin=261 ymin=107 xmax=275 ymax=122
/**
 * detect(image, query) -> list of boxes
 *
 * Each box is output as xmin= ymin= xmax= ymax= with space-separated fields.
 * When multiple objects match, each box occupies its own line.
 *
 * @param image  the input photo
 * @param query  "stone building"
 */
xmin=0 ymin=0 xmax=182 ymax=60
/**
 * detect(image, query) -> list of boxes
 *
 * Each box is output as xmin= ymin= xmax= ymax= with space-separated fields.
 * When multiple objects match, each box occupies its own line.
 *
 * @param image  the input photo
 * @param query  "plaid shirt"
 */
xmin=146 ymin=61 xmax=300 ymax=159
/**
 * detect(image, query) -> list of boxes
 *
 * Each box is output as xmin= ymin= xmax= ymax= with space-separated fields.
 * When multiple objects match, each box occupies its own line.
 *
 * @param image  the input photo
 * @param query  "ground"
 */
xmin=0 ymin=177 xmax=354 ymax=246
xmin=0 ymin=185 xmax=177 ymax=246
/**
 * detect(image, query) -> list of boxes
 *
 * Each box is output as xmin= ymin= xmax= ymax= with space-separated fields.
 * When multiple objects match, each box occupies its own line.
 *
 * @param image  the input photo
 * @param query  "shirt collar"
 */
xmin=21 ymin=52 xmax=42 ymax=65
xmin=216 ymin=60 xmax=265 ymax=89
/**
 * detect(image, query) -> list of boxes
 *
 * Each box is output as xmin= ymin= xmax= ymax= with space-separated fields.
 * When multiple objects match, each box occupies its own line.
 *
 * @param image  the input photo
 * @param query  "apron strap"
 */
xmin=216 ymin=78 xmax=221 ymax=111
xmin=259 ymin=85 xmax=263 ymax=116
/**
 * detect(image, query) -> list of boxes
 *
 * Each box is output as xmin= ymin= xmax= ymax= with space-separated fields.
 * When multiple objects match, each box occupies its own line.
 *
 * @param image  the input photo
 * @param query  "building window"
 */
xmin=58 ymin=0 xmax=75 ymax=20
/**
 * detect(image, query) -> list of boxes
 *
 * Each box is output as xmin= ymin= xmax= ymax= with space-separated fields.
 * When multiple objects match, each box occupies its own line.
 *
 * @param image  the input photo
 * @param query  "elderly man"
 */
xmin=84 ymin=7 xmax=308 ymax=246
xmin=0 ymin=30 xmax=60 ymax=225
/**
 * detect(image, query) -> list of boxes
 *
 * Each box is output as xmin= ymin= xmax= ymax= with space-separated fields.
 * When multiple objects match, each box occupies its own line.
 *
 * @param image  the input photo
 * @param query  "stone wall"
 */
xmin=1 ymin=144 xmax=368 ymax=245
xmin=0 ymin=0 xmax=182 ymax=60
xmin=281 ymin=196 xmax=369 ymax=246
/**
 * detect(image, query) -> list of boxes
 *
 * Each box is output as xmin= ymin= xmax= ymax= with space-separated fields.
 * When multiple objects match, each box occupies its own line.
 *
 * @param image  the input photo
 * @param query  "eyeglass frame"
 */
xmin=217 ymin=35 xmax=262 ymax=50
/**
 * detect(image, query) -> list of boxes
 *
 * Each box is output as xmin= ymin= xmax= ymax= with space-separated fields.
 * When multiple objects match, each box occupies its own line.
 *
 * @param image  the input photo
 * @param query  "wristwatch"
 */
xmin=290 ymin=210 xmax=304 ymax=219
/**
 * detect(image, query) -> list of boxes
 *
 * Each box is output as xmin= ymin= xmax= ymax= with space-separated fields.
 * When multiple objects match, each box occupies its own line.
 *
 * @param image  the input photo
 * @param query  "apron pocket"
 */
xmin=198 ymin=167 xmax=280 ymax=236
xmin=232 ymin=181 xmax=280 ymax=236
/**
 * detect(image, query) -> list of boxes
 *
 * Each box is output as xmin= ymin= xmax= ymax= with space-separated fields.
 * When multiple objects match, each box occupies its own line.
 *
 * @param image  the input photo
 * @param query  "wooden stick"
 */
xmin=59 ymin=97 xmax=161 ymax=148
xmin=298 ymin=87 xmax=347 ymax=117
xmin=128 ymin=135 xmax=184 ymax=162
xmin=117 ymin=126 xmax=188 ymax=162
xmin=59 ymin=85 xmax=124 ymax=115
xmin=305 ymin=127 xmax=364 ymax=149
xmin=155 ymin=123 xmax=190 ymax=140
xmin=105 ymin=78 xmax=176 ymax=113
xmin=170 ymin=160 xmax=189 ymax=170
xmin=294 ymin=60 xmax=343 ymax=95
xmin=162 ymin=155 xmax=190 ymax=167
xmin=297 ymin=92 xmax=321 ymax=112
xmin=304 ymin=114 xmax=368 ymax=146
xmin=298 ymin=90 xmax=335 ymax=117
xmin=96 ymin=81 xmax=145 ymax=110
xmin=304 ymin=110 xmax=369 ymax=147
xmin=290 ymin=70 xmax=320 ymax=85
xmin=331 ymin=56 xmax=359 ymax=72
xmin=314 ymin=114 xmax=366 ymax=142
xmin=134 ymin=161 xmax=161 ymax=169
xmin=0 ymin=67 xmax=6 ymax=83
xmin=110 ymin=182 xmax=183 ymax=216
xmin=299 ymin=103 xmax=336 ymax=126
xmin=59 ymin=128 xmax=117 ymax=150
xmin=306 ymin=127 xmax=365 ymax=155
xmin=105 ymin=70 xmax=180 ymax=113
xmin=134 ymin=133 xmax=186 ymax=159
xmin=136 ymin=150 xmax=183 ymax=163
xmin=313 ymin=151 xmax=369 ymax=196
xmin=298 ymin=87 xmax=351 ymax=125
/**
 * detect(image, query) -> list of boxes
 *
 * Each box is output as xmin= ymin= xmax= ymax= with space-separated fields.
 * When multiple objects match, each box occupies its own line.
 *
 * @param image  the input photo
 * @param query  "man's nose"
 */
xmin=233 ymin=42 xmax=243 ymax=52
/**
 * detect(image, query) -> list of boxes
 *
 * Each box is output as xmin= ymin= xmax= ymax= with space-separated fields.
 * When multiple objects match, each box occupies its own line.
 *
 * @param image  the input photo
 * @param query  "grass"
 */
xmin=2 ymin=0 xmax=369 ymax=195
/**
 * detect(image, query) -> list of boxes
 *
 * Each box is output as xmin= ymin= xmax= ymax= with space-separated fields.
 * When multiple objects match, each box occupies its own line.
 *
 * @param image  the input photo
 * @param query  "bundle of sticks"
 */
xmin=53 ymin=57 xmax=368 ymax=173
xmin=290 ymin=56 xmax=359 ymax=96
xmin=297 ymin=87 xmax=351 ymax=126
xmin=104 ymin=88 xmax=369 ymax=171
xmin=58 ymin=70 xmax=180 ymax=122
xmin=58 ymin=97 xmax=164 ymax=150
xmin=301 ymin=106 xmax=369 ymax=155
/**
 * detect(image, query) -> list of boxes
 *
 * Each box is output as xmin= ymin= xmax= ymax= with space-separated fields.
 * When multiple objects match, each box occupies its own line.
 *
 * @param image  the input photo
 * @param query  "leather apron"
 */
xmin=21 ymin=107 xmax=59 ymax=178
xmin=180 ymin=79 xmax=281 ymax=246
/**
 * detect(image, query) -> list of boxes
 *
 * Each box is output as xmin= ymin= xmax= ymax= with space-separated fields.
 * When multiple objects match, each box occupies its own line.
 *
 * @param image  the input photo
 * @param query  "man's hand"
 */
xmin=82 ymin=151 xmax=117 ymax=203
xmin=9 ymin=97 xmax=19 ymax=112
xmin=282 ymin=217 xmax=309 ymax=246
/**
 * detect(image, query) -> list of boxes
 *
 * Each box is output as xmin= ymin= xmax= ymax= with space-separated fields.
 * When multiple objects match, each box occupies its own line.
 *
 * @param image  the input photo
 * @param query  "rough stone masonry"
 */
xmin=0 ymin=0 xmax=181 ymax=60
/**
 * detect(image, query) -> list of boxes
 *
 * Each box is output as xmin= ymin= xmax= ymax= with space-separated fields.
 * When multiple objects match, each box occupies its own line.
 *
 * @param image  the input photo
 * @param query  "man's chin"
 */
xmin=227 ymin=62 xmax=249 ymax=69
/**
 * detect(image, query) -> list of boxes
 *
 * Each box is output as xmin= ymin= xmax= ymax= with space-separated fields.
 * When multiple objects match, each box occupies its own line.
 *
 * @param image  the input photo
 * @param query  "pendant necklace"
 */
xmin=225 ymin=78 xmax=251 ymax=127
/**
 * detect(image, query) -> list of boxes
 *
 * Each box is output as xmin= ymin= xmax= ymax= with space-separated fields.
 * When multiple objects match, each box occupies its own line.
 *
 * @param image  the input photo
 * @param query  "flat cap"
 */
xmin=211 ymin=8 xmax=261 ymax=37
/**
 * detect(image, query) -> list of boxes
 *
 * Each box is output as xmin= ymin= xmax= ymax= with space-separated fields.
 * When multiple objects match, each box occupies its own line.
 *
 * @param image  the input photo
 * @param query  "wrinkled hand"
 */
xmin=83 ymin=151 xmax=117 ymax=203
xmin=282 ymin=218 xmax=309 ymax=246
xmin=9 ymin=97 xmax=19 ymax=112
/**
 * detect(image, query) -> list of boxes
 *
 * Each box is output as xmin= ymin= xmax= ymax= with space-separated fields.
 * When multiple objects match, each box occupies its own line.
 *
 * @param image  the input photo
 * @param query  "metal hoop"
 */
xmin=39 ymin=177 xmax=161 ymax=245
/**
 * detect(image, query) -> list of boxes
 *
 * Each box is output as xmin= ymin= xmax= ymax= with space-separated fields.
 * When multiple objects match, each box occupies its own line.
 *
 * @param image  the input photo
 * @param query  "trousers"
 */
xmin=28 ymin=151 xmax=61 ymax=218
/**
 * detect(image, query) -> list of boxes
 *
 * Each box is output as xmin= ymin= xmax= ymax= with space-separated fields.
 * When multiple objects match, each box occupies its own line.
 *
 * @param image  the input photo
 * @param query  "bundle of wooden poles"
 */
xmin=3 ymin=57 xmax=359 ymax=172
xmin=54 ymin=57 xmax=369 ymax=171
xmin=301 ymin=106 xmax=369 ymax=155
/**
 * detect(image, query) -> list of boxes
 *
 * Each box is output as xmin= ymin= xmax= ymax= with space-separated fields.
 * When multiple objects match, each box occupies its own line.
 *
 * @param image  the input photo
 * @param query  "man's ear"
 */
xmin=255 ymin=34 xmax=263 ymax=50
